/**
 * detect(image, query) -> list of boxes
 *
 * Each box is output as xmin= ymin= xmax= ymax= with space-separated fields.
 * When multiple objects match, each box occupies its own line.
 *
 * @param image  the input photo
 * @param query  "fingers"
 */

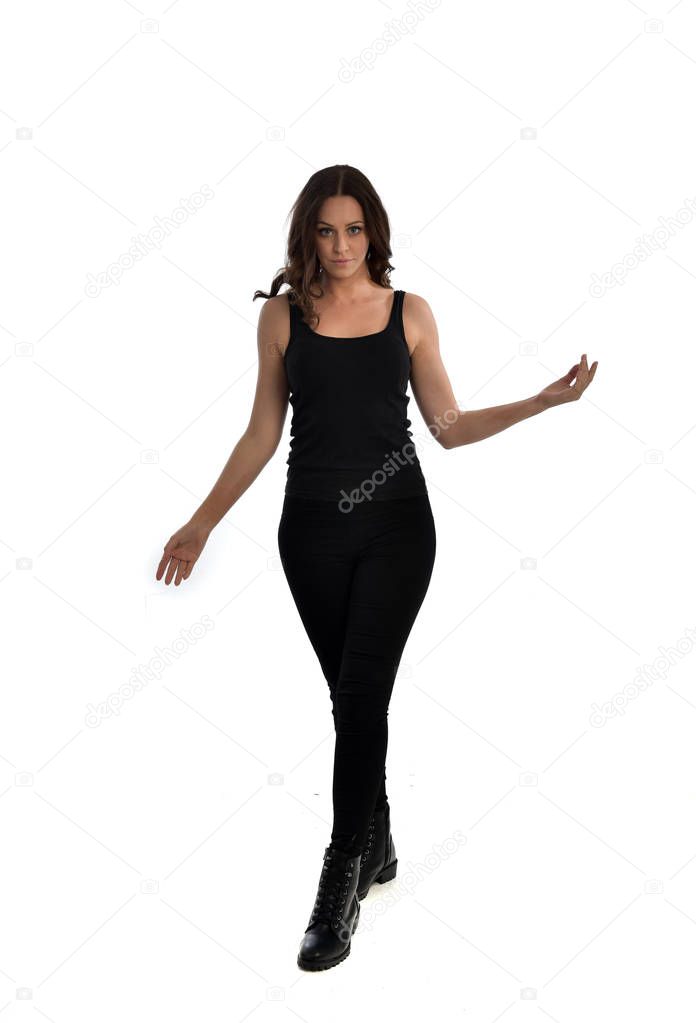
xmin=156 ymin=536 xmax=177 ymax=580
xmin=576 ymin=355 xmax=598 ymax=380
xmin=570 ymin=354 xmax=600 ymax=398
xmin=166 ymin=557 xmax=179 ymax=585
xmin=578 ymin=354 xmax=598 ymax=388
xmin=156 ymin=549 xmax=195 ymax=585
xmin=174 ymin=559 xmax=188 ymax=586
xmin=155 ymin=549 xmax=173 ymax=580
xmin=160 ymin=552 xmax=182 ymax=585
xmin=156 ymin=530 xmax=203 ymax=585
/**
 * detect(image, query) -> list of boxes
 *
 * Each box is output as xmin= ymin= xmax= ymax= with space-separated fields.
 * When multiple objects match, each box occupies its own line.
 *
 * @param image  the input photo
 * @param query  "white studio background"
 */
xmin=2 ymin=0 xmax=695 ymax=1018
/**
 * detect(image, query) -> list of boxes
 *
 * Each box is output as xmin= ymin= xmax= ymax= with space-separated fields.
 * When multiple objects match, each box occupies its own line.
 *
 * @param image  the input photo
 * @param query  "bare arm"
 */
xmin=156 ymin=294 xmax=293 ymax=585
xmin=404 ymin=294 xmax=598 ymax=450
xmin=190 ymin=294 xmax=291 ymax=530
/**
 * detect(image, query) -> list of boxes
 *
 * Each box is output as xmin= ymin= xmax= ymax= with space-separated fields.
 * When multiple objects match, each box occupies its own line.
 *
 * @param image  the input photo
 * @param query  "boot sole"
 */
xmin=357 ymin=857 xmax=398 ymax=900
xmin=297 ymin=906 xmax=360 ymax=971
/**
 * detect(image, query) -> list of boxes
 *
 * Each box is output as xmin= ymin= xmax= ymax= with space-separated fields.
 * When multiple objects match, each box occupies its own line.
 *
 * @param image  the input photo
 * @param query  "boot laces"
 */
xmin=309 ymin=849 xmax=353 ymax=928
xmin=360 ymin=816 xmax=376 ymax=866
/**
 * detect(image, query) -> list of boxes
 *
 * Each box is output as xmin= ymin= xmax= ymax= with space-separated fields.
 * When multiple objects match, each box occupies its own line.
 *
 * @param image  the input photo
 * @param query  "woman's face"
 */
xmin=315 ymin=195 xmax=370 ymax=280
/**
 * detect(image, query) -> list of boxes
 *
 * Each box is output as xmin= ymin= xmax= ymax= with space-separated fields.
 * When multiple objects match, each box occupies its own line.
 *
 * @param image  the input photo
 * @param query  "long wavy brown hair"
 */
xmin=252 ymin=164 xmax=395 ymax=331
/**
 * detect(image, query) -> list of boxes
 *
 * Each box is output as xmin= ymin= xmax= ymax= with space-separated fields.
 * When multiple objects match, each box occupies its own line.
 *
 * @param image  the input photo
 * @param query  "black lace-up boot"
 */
xmin=356 ymin=801 xmax=398 ymax=900
xmin=297 ymin=842 xmax=362 ymax=971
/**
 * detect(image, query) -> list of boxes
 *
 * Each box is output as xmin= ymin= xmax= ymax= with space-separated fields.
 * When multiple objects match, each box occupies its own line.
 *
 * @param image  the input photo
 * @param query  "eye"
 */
xmin=318 ymin=226 xmax=363 ymax=236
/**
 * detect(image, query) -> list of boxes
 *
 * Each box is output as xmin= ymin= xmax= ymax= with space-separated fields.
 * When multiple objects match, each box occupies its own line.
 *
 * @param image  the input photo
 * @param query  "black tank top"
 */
xmin=282 ymin=288 xmax=428 ymax=506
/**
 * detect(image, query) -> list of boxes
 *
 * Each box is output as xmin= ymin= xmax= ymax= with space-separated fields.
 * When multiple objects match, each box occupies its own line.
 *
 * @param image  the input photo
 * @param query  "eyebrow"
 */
xmin=317 ymin=220 xmax=364 ymax=227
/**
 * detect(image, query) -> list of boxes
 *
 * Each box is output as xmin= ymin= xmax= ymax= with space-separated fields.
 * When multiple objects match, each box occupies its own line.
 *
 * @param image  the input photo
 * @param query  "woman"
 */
xmin=155 ymin=165 xmax=598 ymax=972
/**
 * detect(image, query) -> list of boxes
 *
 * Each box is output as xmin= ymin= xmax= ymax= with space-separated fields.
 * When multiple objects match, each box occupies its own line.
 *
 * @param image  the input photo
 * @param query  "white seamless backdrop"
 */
xmin=2 ymin=0 xmax=695 ymax=1019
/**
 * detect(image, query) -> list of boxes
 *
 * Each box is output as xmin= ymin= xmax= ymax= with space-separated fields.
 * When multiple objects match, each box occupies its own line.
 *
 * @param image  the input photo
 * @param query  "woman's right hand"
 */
xmin=156 ymin=519 xmax=211 ymax=586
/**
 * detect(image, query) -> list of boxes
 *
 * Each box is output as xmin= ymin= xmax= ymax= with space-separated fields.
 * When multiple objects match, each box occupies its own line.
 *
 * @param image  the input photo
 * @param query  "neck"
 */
xmin=320 ymin=273 xmax=382 ymax=303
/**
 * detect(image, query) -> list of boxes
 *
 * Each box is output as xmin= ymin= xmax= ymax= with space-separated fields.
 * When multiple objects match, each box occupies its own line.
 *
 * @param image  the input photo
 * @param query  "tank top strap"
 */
xmin=387 ymin=289 xmax=402 ymax=332
xmin=389 ymin=289 xmax=406 ymax=344
xmin=287 ymin=290 xmax=302 ymax=336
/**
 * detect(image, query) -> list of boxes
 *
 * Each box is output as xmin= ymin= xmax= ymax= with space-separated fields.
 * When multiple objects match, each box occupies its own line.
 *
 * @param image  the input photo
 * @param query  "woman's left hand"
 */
xmin=537 ymin=353 xmax=598 ymax=409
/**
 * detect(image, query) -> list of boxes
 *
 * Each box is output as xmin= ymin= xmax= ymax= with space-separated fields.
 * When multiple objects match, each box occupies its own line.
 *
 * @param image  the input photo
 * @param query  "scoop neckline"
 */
xmin=304 ymin=289 xmax=398 ymax=340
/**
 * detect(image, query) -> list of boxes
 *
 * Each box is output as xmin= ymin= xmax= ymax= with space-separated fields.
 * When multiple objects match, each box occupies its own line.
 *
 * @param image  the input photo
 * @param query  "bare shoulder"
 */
xmin=257 ymin=291 xmax=292 ymax=358
xmin=402 ymin=291 xmax=438 ymax=358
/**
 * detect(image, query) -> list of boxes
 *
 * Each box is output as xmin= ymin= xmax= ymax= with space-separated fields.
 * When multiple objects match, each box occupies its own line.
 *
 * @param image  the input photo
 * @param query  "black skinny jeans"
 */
xmin=277 ymin=493 xmax=436 ymax=857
